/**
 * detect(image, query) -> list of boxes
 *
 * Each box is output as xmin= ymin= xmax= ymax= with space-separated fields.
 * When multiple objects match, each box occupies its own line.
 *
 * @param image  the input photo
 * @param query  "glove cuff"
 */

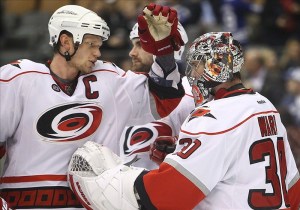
xmin=154 ymin=37 xmax=175 ymax=56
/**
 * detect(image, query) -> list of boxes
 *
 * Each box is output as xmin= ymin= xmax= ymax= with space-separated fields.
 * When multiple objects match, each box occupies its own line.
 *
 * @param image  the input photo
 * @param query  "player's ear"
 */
xmin=59 ymin=33 xmax=73 ymax=51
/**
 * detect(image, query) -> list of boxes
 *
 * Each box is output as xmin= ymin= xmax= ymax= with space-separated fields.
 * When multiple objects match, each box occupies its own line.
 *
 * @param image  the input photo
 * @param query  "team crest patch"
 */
xmin=36 ymin=102 xmax=102 ymax=142
xmin=121 ymin=122 xmax=172 ymax=157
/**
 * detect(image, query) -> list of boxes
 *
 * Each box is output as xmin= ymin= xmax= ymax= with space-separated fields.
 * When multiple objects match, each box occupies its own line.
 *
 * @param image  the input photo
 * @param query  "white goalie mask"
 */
xmin=129 ymin=22 xmax=188 ymax=60
xmin=185 ymin=32 xmax=244 ymax=106
xmin=48 ymin=5 xmax=110 ymax=47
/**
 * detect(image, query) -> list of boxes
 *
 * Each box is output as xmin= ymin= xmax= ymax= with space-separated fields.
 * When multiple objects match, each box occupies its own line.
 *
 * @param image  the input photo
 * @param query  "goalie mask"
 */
xmin=129 ymin=22 xmax=188 ymax=60
xmin=48 ymin=5 xmax=110 ymax=47
xmin=186 ymin=32 xmax=243 ymax=106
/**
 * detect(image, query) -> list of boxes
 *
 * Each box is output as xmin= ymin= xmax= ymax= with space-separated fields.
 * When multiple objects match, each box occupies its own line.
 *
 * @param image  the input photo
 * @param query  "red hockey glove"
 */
xmin=138 ymin=3 xmax=184 ymax=56
xmin=149 ymin=136 xmax=177 ymax=165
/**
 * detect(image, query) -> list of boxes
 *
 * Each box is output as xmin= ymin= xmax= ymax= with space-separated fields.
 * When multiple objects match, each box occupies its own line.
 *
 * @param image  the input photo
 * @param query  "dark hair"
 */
xmin=53 ymin=30 xmax=73 ymax=53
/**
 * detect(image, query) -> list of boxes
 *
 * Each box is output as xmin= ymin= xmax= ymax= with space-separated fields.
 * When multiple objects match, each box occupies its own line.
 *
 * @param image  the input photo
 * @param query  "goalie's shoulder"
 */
xmin=0 ymin=59 xmax=49 ymax=81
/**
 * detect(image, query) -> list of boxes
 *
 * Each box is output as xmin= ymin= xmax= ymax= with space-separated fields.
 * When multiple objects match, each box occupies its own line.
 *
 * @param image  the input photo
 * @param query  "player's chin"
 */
xmin=87 ymin=62 xmax=95 ymax=72
xmin=81 ymin=66 xmax=93 ymax=74
xmin=131 ymin=63 xmax=142 ymax=72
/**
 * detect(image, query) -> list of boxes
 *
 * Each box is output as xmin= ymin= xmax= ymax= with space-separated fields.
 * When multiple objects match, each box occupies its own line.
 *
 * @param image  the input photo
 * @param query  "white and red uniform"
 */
xmin=119 ymin=76 xmax=194 ymax=169
xmin=135 ymin=86 xmax=300 ymax=209
xmin=0 ymin=59 xmax=183 ymax=209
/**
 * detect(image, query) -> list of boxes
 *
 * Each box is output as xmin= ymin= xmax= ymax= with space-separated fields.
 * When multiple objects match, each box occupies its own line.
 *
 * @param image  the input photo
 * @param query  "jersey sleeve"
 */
xmin=119 ymin=119 xmax=174 ymax=170
xmin=288 ymin=175 xmax=300 ymax=209
xmin=135 ymin=162 xmax=205 ymax=210
xmin=148 ymin=60 xmax=185 ymax=118
xmin=148 ymin=79 xmax=185 ymax=118
xmin=162 ymin=94 xmax=194 ymax=135
xmin=0 ymin=62 xmax=25 ymax=143
xmin=282 ymin=127 xmax=300 ymax=208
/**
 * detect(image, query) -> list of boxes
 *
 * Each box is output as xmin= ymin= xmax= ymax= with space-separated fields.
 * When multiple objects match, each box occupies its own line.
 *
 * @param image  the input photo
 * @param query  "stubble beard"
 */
xmin=132 ymin=62 xmax=151 ymax=73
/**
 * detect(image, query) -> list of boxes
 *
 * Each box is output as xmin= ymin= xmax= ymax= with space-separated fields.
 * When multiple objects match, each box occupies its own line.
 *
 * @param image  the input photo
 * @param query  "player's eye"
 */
xmin=84 ymin=41 xmax=101 ymax=49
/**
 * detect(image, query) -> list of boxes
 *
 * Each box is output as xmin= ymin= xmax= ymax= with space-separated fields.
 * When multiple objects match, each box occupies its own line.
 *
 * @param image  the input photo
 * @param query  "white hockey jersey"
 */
xmin=0 ymin=59 xmax=182 ymax=209
xmin=137 ymin=90 xmax=300 ymax=209
xmin=119 ymin=76 xmax=195 ymax=169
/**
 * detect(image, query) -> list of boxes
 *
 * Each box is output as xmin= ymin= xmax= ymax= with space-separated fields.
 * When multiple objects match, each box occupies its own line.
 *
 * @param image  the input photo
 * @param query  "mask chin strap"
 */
xmin=59 ymin=41 xmax=80 ymax=61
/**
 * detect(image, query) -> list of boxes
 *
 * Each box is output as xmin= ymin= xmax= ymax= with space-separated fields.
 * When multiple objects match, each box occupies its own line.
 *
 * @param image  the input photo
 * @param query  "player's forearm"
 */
xmin=149 ymin=56 xmax=181 ymax=89
xmin=155 ymin=53 xmax=176 ymax=74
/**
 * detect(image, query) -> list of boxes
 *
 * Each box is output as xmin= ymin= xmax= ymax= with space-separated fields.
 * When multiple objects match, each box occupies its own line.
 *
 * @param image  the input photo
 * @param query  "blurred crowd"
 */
xmin=1 ymin=0 xmax=300 ymax=169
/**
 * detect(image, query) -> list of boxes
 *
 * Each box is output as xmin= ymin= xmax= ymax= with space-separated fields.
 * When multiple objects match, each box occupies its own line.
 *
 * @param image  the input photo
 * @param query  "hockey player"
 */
xmin=149 ymin=30 xmax=245 ymax=166
xmin=119 ymin=21 xmax=195 ymax=169
xmin=68 ymin=32 xmax=300 ymax=209
xmin=0 ymin=3 xmax=185 ymax=209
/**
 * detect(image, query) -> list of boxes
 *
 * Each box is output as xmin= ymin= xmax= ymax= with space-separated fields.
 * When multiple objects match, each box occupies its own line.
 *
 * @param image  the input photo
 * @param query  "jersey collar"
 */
xmin=214 ymin=83 xmax=254 ymax=100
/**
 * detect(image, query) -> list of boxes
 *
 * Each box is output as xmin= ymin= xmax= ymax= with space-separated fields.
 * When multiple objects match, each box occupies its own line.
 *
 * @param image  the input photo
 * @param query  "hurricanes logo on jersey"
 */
xmin=122 ymin=122 xmax=172 ymax=156
xmin=36 ymin=102 xmax=102 ymax=142
xmin=188 ymin=107 xmax=216 ymax=122
xmin=10 ymin=60 xmax=22 ymax=69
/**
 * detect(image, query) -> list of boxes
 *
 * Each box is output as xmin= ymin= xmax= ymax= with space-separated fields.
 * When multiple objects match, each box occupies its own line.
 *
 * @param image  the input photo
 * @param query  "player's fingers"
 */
xmin=161 ymin=6 xmax=170 ymax=17
xmin=168 ymin=8 xmax=177 ymax=24
xmin=158 ymin=6 xmax=170 ymax=24
xmin=152 ymin=4 xmax=162 ymax=16
xmin=153 ymin=150 xmax=165 ymax=161
xmin=143 ymin=3 xmax=156 ymax=16
xmin=146 ymin=3 xmax=156 ymax=11
xmin=137 ymin=15 xmax=148 ymax=30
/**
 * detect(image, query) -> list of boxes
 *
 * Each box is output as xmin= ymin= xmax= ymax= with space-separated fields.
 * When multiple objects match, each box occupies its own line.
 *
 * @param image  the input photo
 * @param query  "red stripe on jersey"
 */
xmin=214 ymin=88 xmax=253 ymax=100
xmin=185 ymin=93 xmax=193 ymax=98
xmin=1 ymin=175 xmax=67 ymax=183
xmin=143 ymin=162 xmax=205 ymax=209
xmin=92 ymin=69 xmax=120 ymax=75
xmin=181 ymin=110 xmax=279 ymax=135
xmin=0 ymin=69 xmax=120 ymax=83
xmin=288 ymin=178 xmax=300 ymax=210
xmin=0 ymin=71 xmax=50 ymax=82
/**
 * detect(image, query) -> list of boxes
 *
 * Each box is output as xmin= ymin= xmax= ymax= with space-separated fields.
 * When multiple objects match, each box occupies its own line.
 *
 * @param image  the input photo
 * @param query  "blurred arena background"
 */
xmin=0 ymin=0 xmax=300 ymax=170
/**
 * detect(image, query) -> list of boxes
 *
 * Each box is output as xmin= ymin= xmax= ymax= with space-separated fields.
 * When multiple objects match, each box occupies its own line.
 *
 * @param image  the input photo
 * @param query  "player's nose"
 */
xmin=94 ymin=48 xmax=101 ymax=58
xmin=129 ymin=46 xmax=138 ymax=58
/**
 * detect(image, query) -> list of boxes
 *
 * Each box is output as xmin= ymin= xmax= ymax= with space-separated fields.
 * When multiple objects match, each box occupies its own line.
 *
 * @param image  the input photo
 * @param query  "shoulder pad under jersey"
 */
xmin=0 ymin=59 xmax=49 ymax=81
xmin=92 ymin=60 xmax=125 ymax=75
